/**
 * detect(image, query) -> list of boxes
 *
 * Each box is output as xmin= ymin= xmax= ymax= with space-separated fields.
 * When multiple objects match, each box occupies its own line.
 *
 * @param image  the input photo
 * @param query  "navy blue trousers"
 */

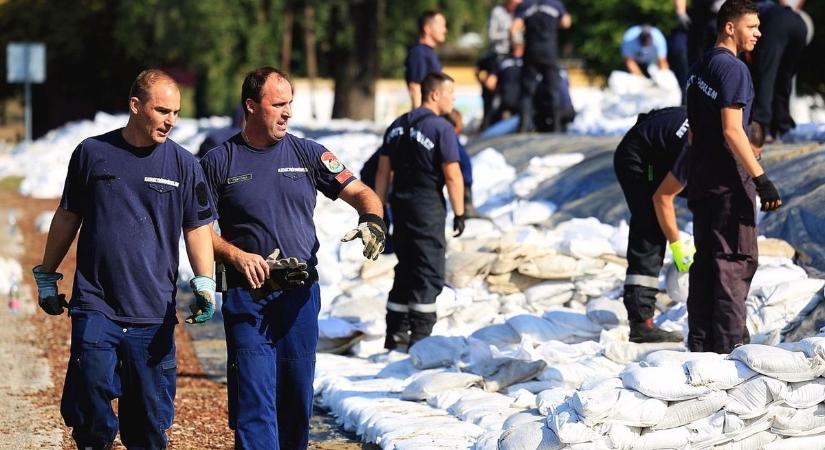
xmin=223 ymin=283 xmax=321 ymax=450
xmin=61 ymin=310 xmax=176 ymax=449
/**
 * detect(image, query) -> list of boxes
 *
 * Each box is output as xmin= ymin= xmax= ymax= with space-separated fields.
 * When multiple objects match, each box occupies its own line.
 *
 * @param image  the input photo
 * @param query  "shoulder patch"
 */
xmin=320 ymin=151 xmax=345 ymax=174
xmin=335 ymin=169 xmax=354 ymax=184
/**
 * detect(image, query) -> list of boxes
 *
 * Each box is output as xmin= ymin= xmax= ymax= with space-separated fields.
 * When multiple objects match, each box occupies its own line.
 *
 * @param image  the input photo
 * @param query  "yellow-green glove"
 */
xmin=670 ymin=240 xmax=696 ymax=272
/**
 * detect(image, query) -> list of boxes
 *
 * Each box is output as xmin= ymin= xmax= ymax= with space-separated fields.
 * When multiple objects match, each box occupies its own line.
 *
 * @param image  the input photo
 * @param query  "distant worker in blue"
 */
xmin=510 ymin=0 xmax=572 ymax=133
xmin=614 ymin=106 xmax=691 ymax=343
xmin=33 ymin=69 xmax=217 ymax=449
xmin=683 ymin=0 xmax=781 ymax=353
xmin=405 ymin=10 xmax=448 ymax=108
xmin=199 ymin=66 xmax=385 ymax=450
xmin=621 ymin=25 xmax=670 ymax=77
xmin=375 ymin=72 xmax=466 ymax=351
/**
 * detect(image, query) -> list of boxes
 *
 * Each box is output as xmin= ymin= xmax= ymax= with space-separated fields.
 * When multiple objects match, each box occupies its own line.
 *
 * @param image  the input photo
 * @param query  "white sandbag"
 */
xmin=542 ymin=308 xmax=604 ymax=340
xmin=506 ymin=314 xmax=568 ymax=342
xmin=427 ymin=387 xmax=471 ymax=410
xmin=472 ymin=430 xmax=502 ymax=450
xmin=536 ymin=388 xmax=574 ymax=415
xmin=798 ymin=336 xmax=825 ymax=360
xmin=713 ymin=431 xmax=778 ymax=450
xmin=318 ymin=317 xmax=360 ymax=339
xmin=547 ymin=402 xmax=603 ymax=444
xmin=572 ymin=381 xmax=667 ymax=428
xmin=652 ymin=390 xmax=727 ymax=430
xmin=665 ymin=263 xmax=689 ymax=303
xmin=684 ymin=359 xmax=758 ymax=389
xmin=642 ymin=349 xmax=723 ymax=367
xmin=504 ymin=380 xmax=559 ymax=395
xmin=469 ymin=323 xmax=521 ymax=347
xmin=632 ymin=426 xmax=691 ymax=450
xmin=603 ymin=341 xmax=686 ymax=365
xmin=620 ymin=364 xmax=711 ymax=401
xmin=466 ymin=407 xmax=526 ymax=431
xmin=409 ymin=336 xmax=468 ymax=369
xmin=523 ymin=281 xmax=576 ymax=308
xmin=771 ymin=403 xmax=825 ymax=437
xmin=517 ymin=253 xmax=605 ymax=280
xmin=779 ymin=377 xmax=825 ymax=408
xmin=586 ymin=297 xmax=628 ymax=327
xmin=533 ymin=340 xmax=603 ymax=364
xmin=328 ymin=293 xmax=385 ymax=322
xmin=466 ymin=358 xmax=546 ymax=393
xmin=725 ymin=375 xmax=788 ymax=419
xmin=746 ymin=277 xmax=824 ymax=334
xmin=447 ymin=390 xmax=514 ymax=420
xmin=400 ymin=372 xmax=483 ymax=401
xmin=502 ymin=409 xmax=544 ymax=430
xmin=498 ymin=421 xmax=563 ymax=450
xmin=539 ymin=356 xmax=624 ymax=389
xmin=376 ymin=357 xmax=419 ymax=380
xmin=764 ymin=433 xmax=825 ymax=450
xmin=446 ymin=251 xmax=498 ymax=288
xmin=728 ymin=344 xmax=825 ymax=382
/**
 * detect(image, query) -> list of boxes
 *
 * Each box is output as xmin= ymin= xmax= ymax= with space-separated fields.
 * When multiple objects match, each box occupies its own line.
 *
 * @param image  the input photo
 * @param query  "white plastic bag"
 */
xmin=728 ymin=344 xmax=825 ymax=382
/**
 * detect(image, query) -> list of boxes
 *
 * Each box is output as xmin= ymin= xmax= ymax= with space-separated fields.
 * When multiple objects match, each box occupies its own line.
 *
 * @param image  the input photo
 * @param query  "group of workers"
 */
xmin=29 ymin=0 xmax=801 ymax=449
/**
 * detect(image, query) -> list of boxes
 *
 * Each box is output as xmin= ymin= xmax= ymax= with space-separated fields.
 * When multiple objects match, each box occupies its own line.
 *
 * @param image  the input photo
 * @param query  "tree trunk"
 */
xmin=330 ymin=0 xmax=381 ymax=120
xmin=304 ymin=1 xmax=319 ymax=119
xmin=280 ymin=5 xmax=294 ymax=72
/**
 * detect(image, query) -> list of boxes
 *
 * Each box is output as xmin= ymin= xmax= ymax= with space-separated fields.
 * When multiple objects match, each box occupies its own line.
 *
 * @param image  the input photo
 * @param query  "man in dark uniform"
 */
xmin=33 ymin=69 xmax=217 ymax=449
xmin=483 ymin=55 xmax=524 ymax=126
xmin=510 ymin=0 xmax=572 ymax=132
xmin=405 ymin=10 xmax=447 ymax=108
xmin=749 ymin=0 xmax=807 ymax=139
xmin=375 ymin=72 xmax=466 ymax=350
xmin=614 ymin=106 xmax=692 ymax=343
xmin=199 ymin=67 xmax=385 ymax=450
xmin=684 ymin=0 xmax=781 ymax=353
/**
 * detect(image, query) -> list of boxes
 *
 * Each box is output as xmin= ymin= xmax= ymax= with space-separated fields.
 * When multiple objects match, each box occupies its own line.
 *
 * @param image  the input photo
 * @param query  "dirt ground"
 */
xmin=0 ymin=189 xmax=373 ymax=449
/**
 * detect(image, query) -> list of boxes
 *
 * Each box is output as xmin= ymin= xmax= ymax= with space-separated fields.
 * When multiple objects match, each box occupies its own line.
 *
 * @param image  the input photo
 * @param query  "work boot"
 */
xmin=76 ymin=443 xmax=114 ymax=450
xmin=463 ymin=185 xmax=482 ymax=219
xmin=629 ymin=319 xmax=683 ymax=343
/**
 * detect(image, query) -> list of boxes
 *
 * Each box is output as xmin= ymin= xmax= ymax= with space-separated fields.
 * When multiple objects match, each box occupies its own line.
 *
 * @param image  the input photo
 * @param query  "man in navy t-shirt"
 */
xmin=684 ymin=0 xmax=782 ymax=353
xmin=375 ymin=72 xmax=465 ymax=350
xmin=614 ymin=107 xmax=691 ymax=344
xmin=405 ymin=10 xmax=447 ymax=108
xmin=32 ymin=69 xmax=217 ymax=449
xmin=200 ymin=67 xmax=384 ymax=450
xmin=510 ymin=0 xmax=572 ymax=132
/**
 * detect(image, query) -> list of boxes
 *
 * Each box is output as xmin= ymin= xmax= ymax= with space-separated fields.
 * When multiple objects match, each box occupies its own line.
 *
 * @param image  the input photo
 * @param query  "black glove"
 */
xmin=753 ymin=174 xmax=782 ymax=211
xmin=265 ymin=249 xmax=310 ymax=290
xmin=32 ymin=265 xmax=69 ymax=315
xmin=341 ymin=213 xmax=387 ymax=260
xmin=676 ymin=12 xmax=692 ymax=30
xmin=453 ymin=214 xmax=466 ymax=237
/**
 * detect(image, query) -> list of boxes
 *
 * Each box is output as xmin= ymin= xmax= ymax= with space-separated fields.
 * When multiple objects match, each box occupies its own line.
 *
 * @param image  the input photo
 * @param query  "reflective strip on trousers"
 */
xmin=386 ymin=301 xmax=438 ymax=314
xmin=625 ymin=274 xmax=660 ymax=289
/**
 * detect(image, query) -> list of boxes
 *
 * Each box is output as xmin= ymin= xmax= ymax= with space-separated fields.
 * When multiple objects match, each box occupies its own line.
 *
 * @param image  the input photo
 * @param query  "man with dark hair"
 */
xmin=375 ymin=72 xmax=465 ymax=350
xmin=33 ymin=68 xmax=216 ymax=449
xmin=613 ymin=106 xmax=691 ymax=343
xmin=510 ymin=0 xmax=572 ymax=132
xmin=406 ymin=11 xmax=447 ymax=107
xmin=621 ymin=25 xmax=670 ymax=77
xmin=200 ymin=66 xmax=384 ymax=449
xmin=684 ymin=0 xmax=782 ymax=353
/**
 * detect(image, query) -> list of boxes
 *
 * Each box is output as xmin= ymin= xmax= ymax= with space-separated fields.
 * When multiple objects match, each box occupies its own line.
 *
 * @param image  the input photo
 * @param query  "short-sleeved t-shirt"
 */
xmin=380 ymin=107 xmax=460 ymax=195
xmin=60 ymin=129 xmax=216 ymax=324
xmin=515 ymin=0 xmax=567 ymax=64
xmin=616 ymin=106 xmax=690 ymax=187
xmin=404 ymin=43 xmax=443 ymax=84
xmin=621 ymin=25 xmax=668 ymax=65
xmin=497 ymin=57 xmax=524 ymax=109
xmin=685 ymin=46 xmax=754 ymax=197
xmin=199 ymin=133 xmax=356 ymax=268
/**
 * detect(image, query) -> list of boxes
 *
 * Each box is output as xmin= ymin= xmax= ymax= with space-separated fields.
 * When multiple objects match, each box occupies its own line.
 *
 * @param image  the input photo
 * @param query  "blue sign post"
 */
xmin=6 ymin=42 xmax=46 ymax=142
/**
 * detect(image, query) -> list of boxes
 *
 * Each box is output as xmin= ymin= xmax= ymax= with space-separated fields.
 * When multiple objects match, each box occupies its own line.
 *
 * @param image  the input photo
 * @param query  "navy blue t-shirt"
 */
xmin=60 ymin=129 xmax=216 ymax=324
xmin=515 ymin=0 xmax=567 ymax=64
xmin=381 ymin=107 xmax=460 ymax=194
xmin=497 ymin=57 xmax=524 ymax=110
xmin=686 ymin=47 xmax=754 ymax=197
xmin=404 ymin=43 xmax=443 ymax=84
xmin=199 ymin=133 xmax=356 ymax=267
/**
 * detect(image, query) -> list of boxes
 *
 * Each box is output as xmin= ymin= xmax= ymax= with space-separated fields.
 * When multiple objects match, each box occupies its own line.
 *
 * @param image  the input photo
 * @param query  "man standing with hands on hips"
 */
xmin=684 ymin=0 xmax=782 ymax=354
xmin=199 ymin=66 xmax=385 ymax=450
xmin=32 ymin=69 xmax=217 ymax=449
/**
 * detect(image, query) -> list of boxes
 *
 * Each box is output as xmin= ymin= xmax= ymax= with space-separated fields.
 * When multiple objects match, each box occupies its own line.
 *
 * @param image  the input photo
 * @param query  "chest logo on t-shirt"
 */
xmin=277 ymin=167 xmax=309 ymax=173
xmin=226 ymin=173 xmax=253 ymax=184
xmin=320 ymin=151 xmax=345 ymax=174
xmin=144 ymin=177 xmax=179 ymax=187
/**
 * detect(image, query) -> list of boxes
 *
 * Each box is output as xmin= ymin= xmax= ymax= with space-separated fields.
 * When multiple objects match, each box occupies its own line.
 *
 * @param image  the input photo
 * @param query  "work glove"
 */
xmin=677 ymin=12 xmax=692 ymax=29
xmin=669 ymin=240 xmax=696 ymax=272
xmin=753 ymin=174 xmax=782 ymax=211
xmin=453 ymin=214 xmax=466 ymax=237
xmin=340 ymin=214 xmax=387 ymax=261
xmin=32 ymin=265 xmax=69 ymax=315
xmin=186 ymin=276 xmax=216 ymax=323
xmin=265 ymin=249 xmax=310 ymax=290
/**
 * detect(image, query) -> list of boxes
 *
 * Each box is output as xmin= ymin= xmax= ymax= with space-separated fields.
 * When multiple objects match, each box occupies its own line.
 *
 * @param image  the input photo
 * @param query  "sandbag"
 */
xmin=409 ymin=336 xmax=468 ymax=369
xmin=469 ymin=323 xmax=521 ymax=347
xmin=586 ymin=297 xmax=627 ymax=327
xmin=713 ymin=431 xmax=779 ymax=450
xmin=465 ymin=357 xmax=547 ymax=393
xmin=771 ymin=403 xmax=825 ymax=437
xmin=725 ymin=375 xmax=787 ymax=419
xmin=542 ymin=308 xmax=603 ymax=341
xmin=446 ymin=390 xmax=514 ymax=419
xmin=507 ymin=314 xmax=568 ymax=342
xmin=523 ymin=281 xmax=576 ymax=308
xmin=498 ymin=421 xmax=563 ymax=450
xmin=746 ymin=278 xmax=825 ymax=334
xmin=472 ymin=430 xmax=502 ymax=450
xmin=446 ymin=251 xmax=498 ymax=288
xmin=665 ymin=263 xmax=689 ymax=303
xmin=652 ymin=390 xmax=727 ymax=430
xmin=758 ymin=238 xmax=796 ymax=258
xmin=764 ymin=433 xmax=825 ymax=449
xmin=536 ymin=388 xmax=574 ymax=415
xmin=642 ymin=349 xmax=723 ymax=368
xmin=620 ymin=364 xmax=711 ymax=401
xmin=798 ymin=336 xmax=825 ymax=360
xmin=534 ymin=340 xmax=603 ymax=364
xmin=400 ymin=372 xmax=483 ymax=401
xmin=518 ymin=254 xmax=605 ymax=280
xmin=486 ymin=272 xmax=544 ymax=295
xmin=502 ymin=409 xmax=544 ymax=430
xmin=684 ymin=359 xmax=758 ymax=389
xmin=572 ymin=380 xmax=667 ymax=428
xmin=603 ymin=341 xmax=685 ymax=365
xmin=539 ymin=356 xmax=624 ymax=389
xmin=504 ymin=380 xmax=560 ymax=395
xmin=632 ymin=426 xmax=691 ymax=450
xmin=547 ymin=402 xmax=603 ymax=444
xmin=728 ymin=344 xmax=825 ymax=382
xmin=779 ymin=377 xmax=825 ymax=408
xmin=376 ymin=357 xmax=418 ymax=379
